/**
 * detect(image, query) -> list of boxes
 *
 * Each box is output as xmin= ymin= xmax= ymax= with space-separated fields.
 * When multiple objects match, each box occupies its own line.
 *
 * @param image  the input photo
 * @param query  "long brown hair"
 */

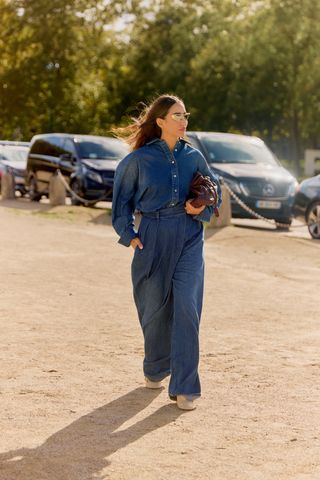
xmin=114 ymin=94 xmax=184 ymax=151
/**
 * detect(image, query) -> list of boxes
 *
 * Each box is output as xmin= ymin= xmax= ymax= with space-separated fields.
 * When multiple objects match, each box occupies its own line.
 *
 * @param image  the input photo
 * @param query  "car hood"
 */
xmin=1 ymin=160 xmax=26 ymax=171
xmin=211 ymin=162 xmax=295 ymax=182
xmin=301 ymin=174 xmax=320 ymax=188
xmin=81 ymin=159 xmax=119 ymax=171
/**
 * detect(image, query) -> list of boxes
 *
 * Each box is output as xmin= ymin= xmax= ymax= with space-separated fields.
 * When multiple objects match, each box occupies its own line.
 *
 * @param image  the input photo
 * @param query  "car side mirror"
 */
xmin=60 ymin=152 xmax=72 ymax=161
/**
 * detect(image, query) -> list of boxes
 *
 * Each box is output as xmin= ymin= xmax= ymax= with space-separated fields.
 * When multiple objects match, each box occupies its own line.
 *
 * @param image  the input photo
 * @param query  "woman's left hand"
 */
xmin=185 ymin=200 xmax=206 ymax=215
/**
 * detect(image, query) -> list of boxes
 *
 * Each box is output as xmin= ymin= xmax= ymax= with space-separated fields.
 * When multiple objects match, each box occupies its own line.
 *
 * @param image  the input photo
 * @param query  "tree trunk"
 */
xmin=290 ymin=110 xmax=301 ymax=176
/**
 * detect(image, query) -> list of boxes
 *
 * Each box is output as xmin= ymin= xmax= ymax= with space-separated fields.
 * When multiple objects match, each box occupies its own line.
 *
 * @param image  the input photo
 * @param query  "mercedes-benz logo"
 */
xmin=262 ymin=183 xmax=275 ymax=196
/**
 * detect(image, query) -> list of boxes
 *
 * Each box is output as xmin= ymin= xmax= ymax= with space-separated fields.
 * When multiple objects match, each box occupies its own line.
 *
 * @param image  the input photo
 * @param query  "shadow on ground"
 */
xmin=0 ymin=198 xmax=113 ymax=226
xmin=232 ymin=222 xmax=277 ymax=232
xmin=1 ymin=197 xmax=312 ymax=239
xmin=0 ymin=197 xmax=53 ymax=212
xmin=0 ymin=387 xmax=183 ymax=480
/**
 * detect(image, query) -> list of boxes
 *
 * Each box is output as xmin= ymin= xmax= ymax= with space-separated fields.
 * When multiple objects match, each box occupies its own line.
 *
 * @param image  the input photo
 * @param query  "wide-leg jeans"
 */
xmin=131 ymin=205 xmax=204 ymax=398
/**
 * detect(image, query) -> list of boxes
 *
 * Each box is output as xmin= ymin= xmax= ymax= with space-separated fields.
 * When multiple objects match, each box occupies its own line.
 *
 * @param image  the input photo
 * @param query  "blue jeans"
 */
xmin=131 ymin=204 xmax=204 ymax=398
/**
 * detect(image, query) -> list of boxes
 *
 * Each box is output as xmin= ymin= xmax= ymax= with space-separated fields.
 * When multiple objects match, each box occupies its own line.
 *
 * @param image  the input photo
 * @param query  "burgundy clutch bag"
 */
xmin=189 ymin=172 xmax=219 ymax=217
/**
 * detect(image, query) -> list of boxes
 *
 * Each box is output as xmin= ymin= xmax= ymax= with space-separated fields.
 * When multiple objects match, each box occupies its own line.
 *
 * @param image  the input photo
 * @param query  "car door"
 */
xmin=58 ymin=138 xmax=78 ymax=182
xmin=30 ymin=136 xmax=64 ymax=189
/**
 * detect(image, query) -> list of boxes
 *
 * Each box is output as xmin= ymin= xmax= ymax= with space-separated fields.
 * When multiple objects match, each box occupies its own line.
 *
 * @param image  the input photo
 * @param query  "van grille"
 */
xmin=242 ymin=179 xmax=290 ymax=198
xmin=101 ymin=170 xmax=115 ymax=183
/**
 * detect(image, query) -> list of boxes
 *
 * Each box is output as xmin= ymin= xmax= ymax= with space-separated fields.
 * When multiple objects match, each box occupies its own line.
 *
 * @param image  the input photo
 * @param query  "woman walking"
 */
xmin=112 ymin=94 xmax=222 ymax=410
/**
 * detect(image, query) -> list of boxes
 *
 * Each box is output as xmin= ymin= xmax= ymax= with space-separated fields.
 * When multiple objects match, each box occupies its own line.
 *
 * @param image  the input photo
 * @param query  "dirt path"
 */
xmin=0 ymin=200 xmax=320 ymax=480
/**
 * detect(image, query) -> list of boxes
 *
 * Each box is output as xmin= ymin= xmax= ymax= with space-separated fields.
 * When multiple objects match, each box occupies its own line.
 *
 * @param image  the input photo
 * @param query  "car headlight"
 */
xmin=83 ymin=166 xmax=103 ymax=184
xmin=223 ymin=177 xmax=242 ymax=195
xmin=239 ymin=182 xmax=250 ymax=196
xmin=287 ymin=180 xmax=299 ymax=196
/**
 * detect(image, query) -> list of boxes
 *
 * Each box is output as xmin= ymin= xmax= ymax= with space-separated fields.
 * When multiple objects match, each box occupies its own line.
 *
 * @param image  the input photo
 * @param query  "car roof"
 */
xmin=0 ymin=144 xmax=29 ymax=150
xmin=188 ymin=131 xmax=264 ymax=145
xmin=30 ymin=133 xmax=122 ymax=143
xmin=0 ymin=140 xmax=30 ymax=146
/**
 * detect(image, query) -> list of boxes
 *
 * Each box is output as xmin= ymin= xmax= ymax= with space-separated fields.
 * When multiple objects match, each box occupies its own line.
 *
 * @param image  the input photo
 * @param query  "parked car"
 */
xmin=188 ymin=132 xmax=298 ymax=227
xmin=294 ymin=175 xmax=320 ymax=239
xmin=0 ymin=160 xmax=5 ymax=192
xmin=0 ymin=143 xmax=30 ymax=196
xmin=0 ymin=140 xmax=30 ymax=147
xmin=26 ymin=134 xmax=129 ymax=204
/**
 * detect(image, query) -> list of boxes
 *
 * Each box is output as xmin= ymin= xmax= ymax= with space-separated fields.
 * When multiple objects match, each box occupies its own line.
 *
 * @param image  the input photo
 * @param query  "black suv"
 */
xmin=26 ymin=134 xmax=129 ymax=204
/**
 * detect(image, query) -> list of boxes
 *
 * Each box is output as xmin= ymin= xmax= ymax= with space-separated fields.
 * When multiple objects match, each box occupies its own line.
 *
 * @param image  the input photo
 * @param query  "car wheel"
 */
xmin=275 ymin=218 xmax=292 ymax=230
xmin=70 ymin=179 xmax=83 ymax=206
xmin=306 ymin=200 xmax=320 ymax=239
xmin=84 ymin=202 xmax=96 ymax=208
xmin=29 ymin=176 xmax=42 ymax=202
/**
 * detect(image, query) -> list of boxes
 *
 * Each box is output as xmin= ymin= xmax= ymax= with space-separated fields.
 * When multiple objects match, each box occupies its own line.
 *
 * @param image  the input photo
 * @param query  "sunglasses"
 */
xmin=170 ymin=112 xmax=190 ymax=122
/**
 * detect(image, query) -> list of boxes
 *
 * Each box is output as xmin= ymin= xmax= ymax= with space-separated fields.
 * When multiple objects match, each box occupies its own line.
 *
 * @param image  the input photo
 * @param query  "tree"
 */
xmin=0 ymin=0 xmax=120 ymax=139
xmin=2 ymin=0 xmax=320 ymax=173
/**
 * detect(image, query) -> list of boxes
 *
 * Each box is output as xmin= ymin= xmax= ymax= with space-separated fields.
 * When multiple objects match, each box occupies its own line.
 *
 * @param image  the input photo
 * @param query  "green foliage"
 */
xmin=1 ymin=0 xmax=320 ymax=172
xmin=0 ymin=0 xmax=116 ymax=138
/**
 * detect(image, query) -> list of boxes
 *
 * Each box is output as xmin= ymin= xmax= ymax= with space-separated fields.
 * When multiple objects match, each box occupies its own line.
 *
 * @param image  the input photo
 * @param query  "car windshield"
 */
xmin=76 ymin=138 xmax=129 ymax=160
xmin=200 ymin=135 xmax=279 ymax=166
xmin=0 ymin=148 xmax=28 ymax=163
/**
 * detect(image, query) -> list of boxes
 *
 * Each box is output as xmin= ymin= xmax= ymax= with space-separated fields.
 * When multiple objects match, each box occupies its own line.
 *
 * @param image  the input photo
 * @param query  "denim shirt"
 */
xmin=112 ymin=137 xmax=222 ymax=246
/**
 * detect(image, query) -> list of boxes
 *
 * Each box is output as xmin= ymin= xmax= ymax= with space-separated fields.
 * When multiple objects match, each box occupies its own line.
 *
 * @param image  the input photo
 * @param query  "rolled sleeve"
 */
xmin=194 ymin=205 xmax=214 ymax=223
xmin=112 ymin=155 xmax=139 ymax=247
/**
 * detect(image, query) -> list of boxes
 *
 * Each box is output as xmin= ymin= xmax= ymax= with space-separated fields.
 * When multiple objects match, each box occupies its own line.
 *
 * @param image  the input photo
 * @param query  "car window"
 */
xmin=0 ymin=147 xmax=28 ymax=162
xmin=50 ymin=137 xmax=64 ymax=149
xmin=200 ymin=136 xmax=278 ymax=166
xmin=31 ymin=137 xmax=65 ymax=157
xmin=62 ymin=139 xmax=77 ymax=157
xmin=75 ymin=138 xmax=129 ymax=160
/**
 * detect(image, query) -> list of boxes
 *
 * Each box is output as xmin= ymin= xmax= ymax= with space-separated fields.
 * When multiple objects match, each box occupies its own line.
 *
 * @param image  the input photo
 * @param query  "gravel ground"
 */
xmin=0 ymin=199 xmax=319 ymax=480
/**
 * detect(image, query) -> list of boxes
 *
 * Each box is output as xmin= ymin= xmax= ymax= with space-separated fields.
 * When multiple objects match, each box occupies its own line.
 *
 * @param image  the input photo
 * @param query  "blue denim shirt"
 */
xmin=112 ymin=137 xmax=222 ymax=246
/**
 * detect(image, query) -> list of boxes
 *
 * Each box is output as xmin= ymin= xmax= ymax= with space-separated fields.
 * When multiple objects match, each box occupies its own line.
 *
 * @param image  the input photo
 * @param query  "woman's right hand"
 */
xmin=130 ymin=237 xmax=144 ymax=250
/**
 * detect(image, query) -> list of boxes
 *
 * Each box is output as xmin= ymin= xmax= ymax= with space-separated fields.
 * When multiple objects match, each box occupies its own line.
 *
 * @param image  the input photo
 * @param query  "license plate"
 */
xmin=256 ymin=200 xmax=281 ymax=209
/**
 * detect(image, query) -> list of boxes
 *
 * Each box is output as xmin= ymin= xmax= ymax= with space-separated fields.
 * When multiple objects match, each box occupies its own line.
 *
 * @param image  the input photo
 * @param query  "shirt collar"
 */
xmin=146 ymin=138 xmax=160 ymax=146
xmin=146 ymin=137 xmax=188 ymax=147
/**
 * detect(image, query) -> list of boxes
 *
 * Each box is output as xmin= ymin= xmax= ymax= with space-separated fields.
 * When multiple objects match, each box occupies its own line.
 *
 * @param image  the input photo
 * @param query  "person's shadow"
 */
xmin=0 ymin=387 xmax=182 ymax=480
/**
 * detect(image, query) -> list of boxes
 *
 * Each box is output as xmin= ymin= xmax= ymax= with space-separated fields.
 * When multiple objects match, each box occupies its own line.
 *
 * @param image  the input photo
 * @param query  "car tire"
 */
xmin=70 ymin=179 xmax=83 ymax=206
xmin=306 ymin=200 xmax=320 ymax=239
xmin=275 ymin=218 xmax=292 ymax=230
xmin=29 ymin=176 xmax=42 ymax=202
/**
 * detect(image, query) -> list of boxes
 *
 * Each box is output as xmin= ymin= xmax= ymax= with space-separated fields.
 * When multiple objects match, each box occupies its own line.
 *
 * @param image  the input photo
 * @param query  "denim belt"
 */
xmin=141 ymin=204 xmax=186 ymax=218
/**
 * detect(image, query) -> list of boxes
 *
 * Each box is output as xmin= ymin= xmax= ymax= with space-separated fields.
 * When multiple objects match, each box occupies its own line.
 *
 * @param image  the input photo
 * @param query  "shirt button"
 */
xmin=173 ymin=174 xmax=177 ymax=178
xmin=174 ymin=189 xmax=177 ymax=192
xmin=171 ymin=161 xmax=175 ymax=164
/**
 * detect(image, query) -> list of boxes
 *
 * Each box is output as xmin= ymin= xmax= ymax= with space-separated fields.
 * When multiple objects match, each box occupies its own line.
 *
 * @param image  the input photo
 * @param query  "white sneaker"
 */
xmin=145 ymin=377 xmax=162 ymax=389
xmin=176 ymin=395 xmax=196 ymax=410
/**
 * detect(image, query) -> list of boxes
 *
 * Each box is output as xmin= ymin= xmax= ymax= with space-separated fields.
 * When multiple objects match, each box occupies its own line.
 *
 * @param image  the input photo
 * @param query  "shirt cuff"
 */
xmin=118 ymin=229 xmax=138 ymax=247
xmin=194 ymin=206 xmax=213 ymax=223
